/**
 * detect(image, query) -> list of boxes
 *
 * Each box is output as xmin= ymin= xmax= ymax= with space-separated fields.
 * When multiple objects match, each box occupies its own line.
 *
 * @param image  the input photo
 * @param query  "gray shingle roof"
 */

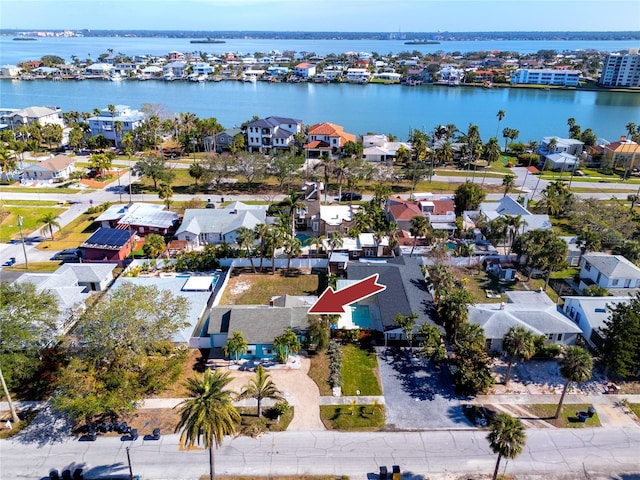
xmin=56 ymin=263 xmax=116 ymax=284
xmin=176 ymin=207 xmax=266 ymax=237
xmin=208 ymin=305 xmax=310 ymax=344
xmin=346 ymin=257 xmax=435 ymax=330
xmin=582 ymin=253 xmax=640 ymax=279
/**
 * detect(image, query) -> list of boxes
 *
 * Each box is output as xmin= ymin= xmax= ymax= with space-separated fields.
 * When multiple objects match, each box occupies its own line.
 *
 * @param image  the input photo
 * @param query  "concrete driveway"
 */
xmin=377 ymin=347 xmax=473 ymax=430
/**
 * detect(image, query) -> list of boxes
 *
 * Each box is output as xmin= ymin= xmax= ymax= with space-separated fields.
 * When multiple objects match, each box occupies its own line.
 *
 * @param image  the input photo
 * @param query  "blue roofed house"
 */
xmin=88 ymin=105 xmax=145 ymax=147
xmin=176 ymin=202 xmax=270 ymax=248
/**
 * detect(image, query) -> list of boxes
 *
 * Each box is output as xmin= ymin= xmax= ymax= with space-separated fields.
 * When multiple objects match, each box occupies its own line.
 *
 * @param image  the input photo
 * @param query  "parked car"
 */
xmin=51 ymin=248 xmax=82 ymax=263
xmin=2 ymin=257 xmax=16 ymax=267
xmin=340 ymin=192 xmax=362 ymax=201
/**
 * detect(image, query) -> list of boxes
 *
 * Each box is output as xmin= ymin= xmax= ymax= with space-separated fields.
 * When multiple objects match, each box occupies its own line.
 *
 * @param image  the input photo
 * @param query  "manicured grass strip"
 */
xmin=0 ymin=206 xmax=66 ymax=242
xmin=36 ymin=211 xmax=100 ymax=251
xmin=524 ymin=403 xmax=601 ymax=428
xmin=308 ymin=351 xmax=333 ymax=396
xmin=0 ymin=199 xmax=60 ymax=206
xmin=341 ymin=344 xmax=382 ymax=396
xmin=627 ymin=403 xmax=640 ymax=420
xmin=3 ymin=262 xmax=62 ymax=273
xmin=0 ymin=187 xmax=85 ymax=194
xmin=320 ymin=404 xmax=385 ymax=431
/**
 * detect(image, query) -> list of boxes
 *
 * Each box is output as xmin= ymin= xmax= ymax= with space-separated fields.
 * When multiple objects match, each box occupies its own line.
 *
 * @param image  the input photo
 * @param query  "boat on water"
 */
xmin=107 ymin=73 xmax=123 ymax=82
xmin=404 ymin=40 xmax=440 ymax=45
xmin=13 ymin=37 xmax=36 ymax=41
xmin=190 ymin=38 xmax=226 ymax=44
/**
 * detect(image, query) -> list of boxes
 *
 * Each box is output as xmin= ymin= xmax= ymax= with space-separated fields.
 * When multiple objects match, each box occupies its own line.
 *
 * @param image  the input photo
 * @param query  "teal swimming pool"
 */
xmin=351 ymin=304 xmax=373 ymax=329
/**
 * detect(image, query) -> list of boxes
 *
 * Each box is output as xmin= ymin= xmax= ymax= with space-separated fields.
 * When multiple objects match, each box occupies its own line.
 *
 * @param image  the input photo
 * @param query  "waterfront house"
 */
xmin=468 ymin=291 xmax=581 ymax=351
xmin=22 ymin=155 xmax=75 ymax=183
xmin=245 ymin=116 xmax=303 ymax=154
xmin=544 ymin=152 xmax=579 ymax=172
xmin=88 ymin=105 xmax=145 ymax=147
xmin=176 ymin=202 xmax=270 ymax=248
xmin=603 ymin=137 xmax=640 ymax=170
xmin=2 ymin=106 xmax=64 ymax=129
xmin=345 ymin=68 xmax=370 ymax=83
xmin=94 ymin=203 xmax=178 ymax=235
xmin=304 ymin=122 xmax=356 ymax=158
xmin=510 ymin=68 xmax=580 ymax=87
xmin=538 ymin=136 xmax=584 ymax=157
xmin=362 ymin=134 xmax=411 ymax=162
xmin=140 ymin=65 xmax=163 ymax=79
xmin=1 ymin=65 xmax=21 ymax=77
xmin=163 ymin=61 xmax=187 ymax=79
xmin=578 ymin=253 xmax=640 ymax=293
xmin=191 ymin=62 xmax=213 ymax=76
xmin=80 ymin=227 xmax=136 ymax=265
xmin=294 ymin=62 xmax=316 ymax=78
xmin=205 ymin=128 xmax=242 ymax=153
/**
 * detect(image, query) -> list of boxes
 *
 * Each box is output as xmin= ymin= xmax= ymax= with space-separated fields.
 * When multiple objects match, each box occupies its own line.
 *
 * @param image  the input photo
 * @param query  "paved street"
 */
xmin=2 ymin=427 xmax=640 ymax=479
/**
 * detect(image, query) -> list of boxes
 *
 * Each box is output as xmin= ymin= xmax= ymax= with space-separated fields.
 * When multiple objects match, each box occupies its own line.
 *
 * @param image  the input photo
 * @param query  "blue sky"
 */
xmin=2 ymin=0 xmax=639 ymax=32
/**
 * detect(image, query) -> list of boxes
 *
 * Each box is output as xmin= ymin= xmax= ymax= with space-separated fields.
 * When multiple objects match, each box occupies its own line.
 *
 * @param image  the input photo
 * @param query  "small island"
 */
xmin=190 ymin=38 xmax=226 ymax=44
xmin=13 ymin=37 xmax=37 ymax=41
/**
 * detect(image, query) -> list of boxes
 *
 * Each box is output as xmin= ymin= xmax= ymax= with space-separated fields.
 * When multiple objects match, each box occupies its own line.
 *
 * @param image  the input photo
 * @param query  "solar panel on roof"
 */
xmin=86 ymin=228 xmax=132 ymax=247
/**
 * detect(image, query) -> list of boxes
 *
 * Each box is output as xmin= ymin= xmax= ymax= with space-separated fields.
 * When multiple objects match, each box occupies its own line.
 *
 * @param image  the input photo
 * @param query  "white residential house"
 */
xmin=578 ymin=253 xmax=640 ymax=292
xmin=84 ymin=63 xmax=113 ymax=75
xmin=346 ymin=68 xmax=370 ymax=83
xmin=176 ymin=202 xmax=270 ymax=248
xmin=563 ymin=296 xmax=631 ymax=349
xmin=510 ymin=69 xmax=580 ymax=87
xmin=468 ymin=291 xmax=582 ymax=351
xmin=539 ymin=136 xmax=584 ymax=157
xmin=22 ymin=155 xmax=75 ymax=183
xmin=468 ymin=196 xmax=552 ymax=234
xmin=163 ymin=61 xmax=187 ymax=79
xmin=245 ymin=116 xmax=303 ymax=153
xmin=2 ymin=106 xmax=64 ymax=129
xmin=1 ymin=65 xmax=21 ymax=77
xmin=191 ymin=62 xmax=213 ymax=75
xmin=544 ymin=152 xmax=579 ymax=172
xmin=294 ymin=62 xmax=316 ymax=78
xmin=88 ymin=105 xmax=145 ymax=146
xmin=362 ymin=134 xmax=411 ymax=162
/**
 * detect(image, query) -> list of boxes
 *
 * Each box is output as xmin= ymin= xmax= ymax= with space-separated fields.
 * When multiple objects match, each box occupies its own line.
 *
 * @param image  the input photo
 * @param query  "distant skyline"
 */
xmin=2 ymin=0 xmax=640 ymax=33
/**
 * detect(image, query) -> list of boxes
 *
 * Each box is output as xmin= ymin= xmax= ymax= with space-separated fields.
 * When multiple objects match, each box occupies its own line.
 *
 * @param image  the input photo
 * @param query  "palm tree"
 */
xmin=222 ymin=331 xmax=248 ymax=364
xmin=39 ymin=212 xmax=61 ymax=240
xmin=279 ymin=191 xmax=306 ymax=237
xmin=236 ymin=226 xmax=257 ymax=273
xmin=327 ymin=231 xmax=343 ymax=257
xmin=502 ymin=127 xmax=513 ymax=153
xmin=487 ymin=413 xmax=526 ymax=480
xmin=626 ymin=122 xmax=637 ymax=139
xmin=236 ymin=364 xmax=284 ymax=417
xmin=158 ymin=182 xmax=174 ymax=210
xmin=502 ymin=326 xmax=537 ymax=386
xmin=273 ymin=328 xmax=300 ymax=363
xmin=502 ymin=174 xmax=515 ymax=197
xmin=283 ymin=235 xmax=302 ymax=269
xmin=113 ymin=120 xmax=123 ymax=149
xmin=495 ymin=110 xmax=506 ymax=138
xmin=410 ymin=215 xmax=430 ymax=256
xmin=107 ymin=104 xmax=116 ymax=146
xmin=174 ymin=370 xmax=240 ymax=480
xmin=254 ymin=223 xmax=271 ymax=272
xmin=555 ymin=346 xmax=593 ymax=419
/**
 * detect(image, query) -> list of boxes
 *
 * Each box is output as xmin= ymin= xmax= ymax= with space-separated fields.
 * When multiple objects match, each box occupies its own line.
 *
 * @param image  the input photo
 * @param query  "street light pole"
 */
xmin=116 ymin=168 xmax=122 ymax=203
xmin=17 ymin=215 xmax=28 ymax=270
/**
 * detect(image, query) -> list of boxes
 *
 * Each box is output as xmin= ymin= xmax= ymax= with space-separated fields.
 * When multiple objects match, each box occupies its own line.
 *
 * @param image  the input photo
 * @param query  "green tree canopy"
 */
xmin=502 ymin=326 xmax=537 ymax=386
xmin=134 ymin=153 xmax=173 ymax=190
xmin=143 ymin=233 xmax=166 ymax=258
xmin=273 ymin=328 xmax=300 ymax=363
xmin=222 ymin=331 xmax=248 ymax=364
xmin=600 ymin=294 xmax=640 ymax=378
xmin=487 ymin=413 xmax=526 ymax=480
xmin=555 ymin=346 xmax=593 ymax=418
xmin=454 ymin=182 xmax=486 ymax=216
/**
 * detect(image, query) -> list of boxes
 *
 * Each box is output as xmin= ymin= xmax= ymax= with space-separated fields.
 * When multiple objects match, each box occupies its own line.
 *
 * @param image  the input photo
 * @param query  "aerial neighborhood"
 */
xmin=2 ymin=49 xmax=640 ymax=480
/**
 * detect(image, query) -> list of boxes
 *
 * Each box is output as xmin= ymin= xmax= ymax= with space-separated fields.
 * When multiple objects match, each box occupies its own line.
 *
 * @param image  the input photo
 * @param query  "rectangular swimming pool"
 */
xmin=351 ymin=304 xmax=372 ymax=329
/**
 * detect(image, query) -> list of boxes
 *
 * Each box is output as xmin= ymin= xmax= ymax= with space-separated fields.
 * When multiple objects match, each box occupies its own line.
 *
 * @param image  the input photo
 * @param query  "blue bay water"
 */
xmin=2 ymin=78 xmax=638 ymax=143
xmin=1 ymin=36 xmax=639 ymax=143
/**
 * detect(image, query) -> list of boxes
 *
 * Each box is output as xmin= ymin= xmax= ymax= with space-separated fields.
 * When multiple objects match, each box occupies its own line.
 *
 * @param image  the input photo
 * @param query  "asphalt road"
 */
xmin=2 ymin=427 xmax=639 ymax=479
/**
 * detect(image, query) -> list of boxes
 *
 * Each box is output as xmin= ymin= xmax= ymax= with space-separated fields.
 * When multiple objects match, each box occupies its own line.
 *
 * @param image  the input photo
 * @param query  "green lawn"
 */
xmin=0 ymin=186 xmax=84 ymax=194
xmin=319 ymin=404 xmax=385 ymax=431
xmin=0 ymin=206 xmax=66 ymax=242
xmin=0 ymin=199 xmax=60 ymax=206
xmin=3 ymin=261 xmax=63 ymax=273
xmin=524 ymin=403 xmax=601 ymax=428
xmin=308 ymin=351 xmax=333 ymax=396
xmin=35 ymin=211 xmax=100 ymax=250
xmin=341 ymin=344 xmax=382 ymax=396
xmin=220 ymin=272 xmax=320 ymax=305
xmin=628 ymin=403 xmax=640 ymax=421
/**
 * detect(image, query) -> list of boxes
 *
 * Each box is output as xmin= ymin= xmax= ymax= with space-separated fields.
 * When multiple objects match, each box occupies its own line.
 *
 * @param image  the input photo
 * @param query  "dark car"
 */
xmin=340 ymin=192 xmax=362 ymax=201
xmin=51 ymin=248 xmax=82 ymax=263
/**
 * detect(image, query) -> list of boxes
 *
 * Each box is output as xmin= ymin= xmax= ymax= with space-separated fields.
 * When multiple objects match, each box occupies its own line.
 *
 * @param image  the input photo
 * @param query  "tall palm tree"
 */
xmin=283 ymin=235 xmax=302 ymax=269
xmin=107 ymin=104 xmax=116 ymax=146
xmin=502 ymin=174 xmax=515 ymax=197
xmin=236 ymin=364 xmax=284 ymax=417
xmin=409 ymin=215 xmax=430 ymax=257
xmin=327 ymin=231 xmax=343 ymax=257
xmin=222 ymin=331 xmax=248 ymax=364
xmin=555 ymin=346 xmax=593 ymax=419
xmin=502 ymin=326 xmax=537 ymax=386
xmin=174 ymin=370 xmax=240 ymax=480
xmin=253 ymin=223 xmax=271 ymax=272
xmin=495 ymin=110 xmax=506 ymax=138
xmin=236 ymin=226 xmax=257 ymax=273
xmin=39 ymin=212 xmax=61 ymax=240
xmin=0 ymin=148 xmax=17 ymax=175
xmin=113 ymin=120 xmax=123 ymax=149
xmin=279 ymin=191 xmax=306 ymax=237
xmin=487 ymin=413 xmax=526 ymax=480
xmin=626 ymin=122 xmax=637 ymax=139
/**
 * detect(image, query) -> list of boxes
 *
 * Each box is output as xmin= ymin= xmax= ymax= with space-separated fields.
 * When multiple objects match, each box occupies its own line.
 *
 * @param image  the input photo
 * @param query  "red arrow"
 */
xmin=308 ymin=274 xmax=386 ymax=314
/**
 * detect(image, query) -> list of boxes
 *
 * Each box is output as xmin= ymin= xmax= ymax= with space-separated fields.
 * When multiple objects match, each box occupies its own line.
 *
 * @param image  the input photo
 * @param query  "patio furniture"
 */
xmin=379 ymin=466 xmax=388 ymax=479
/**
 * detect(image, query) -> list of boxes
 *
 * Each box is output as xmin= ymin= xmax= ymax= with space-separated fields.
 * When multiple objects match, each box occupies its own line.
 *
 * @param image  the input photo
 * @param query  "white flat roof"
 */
xmin=182 ymin=276 xmax=216 ymax=291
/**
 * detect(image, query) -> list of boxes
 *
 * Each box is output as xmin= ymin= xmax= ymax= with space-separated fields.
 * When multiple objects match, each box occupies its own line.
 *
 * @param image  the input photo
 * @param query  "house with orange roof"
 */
xmin=603 ymin=137 xmax=640 ymax=170
xmin=294 ymin=62 xmax=316 ymax=78
xmin=304 ymin=122 xmax=356 ymax=158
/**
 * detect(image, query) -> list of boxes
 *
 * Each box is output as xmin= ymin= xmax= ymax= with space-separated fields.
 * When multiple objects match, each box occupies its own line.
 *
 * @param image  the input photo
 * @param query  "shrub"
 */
xmin=269 ymin=401 xmax=291 ymax=417
xmin=328 ymin=340 xmax=342 ymax=389
xmin=583 ymin=285 xmax=609 ymax=297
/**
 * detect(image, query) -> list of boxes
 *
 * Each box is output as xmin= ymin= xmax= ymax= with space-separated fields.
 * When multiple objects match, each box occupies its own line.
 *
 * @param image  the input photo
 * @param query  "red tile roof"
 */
xmin=389 ymin=203 xmax=422 ymax=221
xmin=307 ymin=122 xmax=356 ymax=146
xmin=430 ymin=199 xmax=455 ymax=215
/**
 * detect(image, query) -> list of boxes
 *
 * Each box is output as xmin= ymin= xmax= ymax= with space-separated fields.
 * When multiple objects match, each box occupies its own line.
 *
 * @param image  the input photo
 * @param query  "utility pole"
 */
xmin=0 ymin=367 xmax=19 ymax=424
xmin=17 ymin=215 xmax=28 ymax=270
xmin=126 ymin=446 xmax=134 ymax=480
xmin=117 ymin=168 xmax=122 ymax=203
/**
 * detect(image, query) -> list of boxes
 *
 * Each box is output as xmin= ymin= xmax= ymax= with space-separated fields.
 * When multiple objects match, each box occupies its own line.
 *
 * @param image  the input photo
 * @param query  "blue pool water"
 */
xmin=295 ymin=233 xmax=314 ymax=246
xmin=446 ymin=242 xmax=457 ymax=250
xmin=351 ymin=305 xmax=373 ymax=329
